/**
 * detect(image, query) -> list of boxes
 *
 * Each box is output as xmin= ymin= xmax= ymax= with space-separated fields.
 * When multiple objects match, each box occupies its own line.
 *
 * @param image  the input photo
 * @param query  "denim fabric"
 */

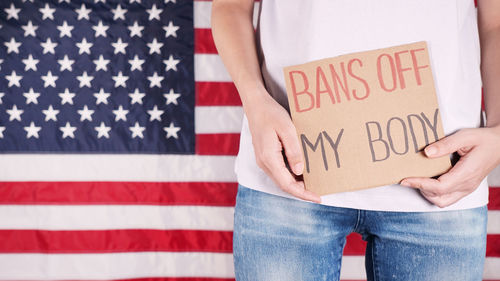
xmin=233 ymin=184 xmax=487 ymax=281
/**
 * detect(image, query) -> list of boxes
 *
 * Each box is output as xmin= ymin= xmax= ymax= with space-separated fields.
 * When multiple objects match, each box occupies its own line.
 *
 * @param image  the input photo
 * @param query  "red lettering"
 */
xmin=289 ymin=71 xmax=314 ymax=113
xmin=410 ymin=48 xmax=429 ymax=85
xmin=315 ymin=66 xmax=336 ymax=108
xmin=395 ymin=50 xmax=412 ymax=90
xmin=329 ymin=62 xmax=351 ymax=103
xmin=377 ymin=53 xmax=397 ymax=92
xmin=347 ymin=58 xmax=370 ymax=100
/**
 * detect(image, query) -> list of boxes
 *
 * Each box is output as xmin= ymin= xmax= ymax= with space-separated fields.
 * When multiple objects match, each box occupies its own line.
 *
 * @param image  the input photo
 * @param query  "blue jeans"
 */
xmin=233 ymin=184 xmax=487 ymax=281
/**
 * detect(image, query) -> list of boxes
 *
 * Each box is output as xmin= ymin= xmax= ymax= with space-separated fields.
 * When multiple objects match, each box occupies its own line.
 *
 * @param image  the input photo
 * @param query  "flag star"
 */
xmin=93 ymin=55 xmax=110 ymax=71
xmin=111 ymin=38 xmax=128 ymax=54
xmin=41 ymin=38 xmax=57 ymax=54
xmin=59 ymin=122 xmax=77 ymax=139
xmin=95 ymin=122 xmax=111 ymax=139
xmin=0 ymin=93 xmax=4 ymax=104
xmin=22 ymin=54 xmax=39 ymax=71
xmin=146 ymin=4 xmax=163 ymax=21
xmin=22 ymin=21 xmax=38 ymax=37
xmin=0 ymin=59 xmax=3 ymax=70
xmin=94 ymin=88 xmax=110 ymax=105
xmin=77 ymin=105 xmax=94 ymax=121
xmin=129 ymin=122 xmax=145 ymax=139
xmin=129 ymin=55 xmax=145 ymax=71
xmin=129 ymin=89 xmax=145 ymax=104
xmin=112 ymin=72 xmax=129 ymax=88
xmin=24 ymin=122 xmax=41 ymax=139
xmin=7 ymin=105 xmax=23 ymax=121
xmin=41 ymin=71 xmax=58 ymax=88
xmin=112 ymin=105 xmax=129 ymax=121
xmin=58 ymin=55 xmax=75 ymax=71
xmin=163 ymin=21 xmax=179 ymax=38
xmin=0 ymin=127 xmax=5 ymax=138
xmin=147 ymin=72 xmax=164 ymax=88
xmin=59 ymin=88 xmax=76 ymax=105
xmin=39 ymin=4 xmax=56 ymax=20
xmin=4 ymin=38 xmax=21 ymax=54
xmin=4 ymin=4 xmax=21 ymax=20
xmin=77 ymin=72 xmax=93 ymax=88
xmin=147 ymin=105 xmax=164 ymax=121
xmin=76 ymin=38 xmax=93 ymax=55
xmin=23 ymin=88 xmax=40 ymax=104
xmin=130 ymin=0 xmax=141 ymax=3
xmin=147 ymin=38 xmax=163 ymax=54
xmin=164 ymin=89 xmax=181 ymax=105
xmin=128 ymin=21 xmax=144 ymax=37
xmin=165 ymin=0 xmax=176 ymax=3
xmin=59 ymin=0 xmax=71 ymax=3
xmin=57 ymin=21 xmax=74 ymax=38
xmin=75 ymin=3 xmax=92 ymax=20
xmin=111 ymin=5 xmax=127 ymax=20
xmin=92 ymin=21 xmax=109 ymax=37
xmin=6 ymin=71 xmax=23 ymax=87
xmin=163 ymin=55 xmax=180 ymax=71
xmin=95 ymin=0 xmax=106 ymax=3
xmin=163 ymin=122 xmax=180 ymax=139
xmin=42 ymin=105 xmax=59 ymax=121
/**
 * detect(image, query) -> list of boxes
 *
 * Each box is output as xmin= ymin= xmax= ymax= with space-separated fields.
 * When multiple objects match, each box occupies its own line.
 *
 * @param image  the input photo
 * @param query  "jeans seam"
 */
xmin=352 ymin=210 xmax=361 ymax=233
xmin=371 ymin=238 xmax=379 ymax=281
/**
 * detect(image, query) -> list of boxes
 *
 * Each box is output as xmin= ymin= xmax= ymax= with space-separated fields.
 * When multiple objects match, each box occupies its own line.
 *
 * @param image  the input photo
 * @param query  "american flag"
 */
xmin=0 ymin=0 xmax=498 ymax=280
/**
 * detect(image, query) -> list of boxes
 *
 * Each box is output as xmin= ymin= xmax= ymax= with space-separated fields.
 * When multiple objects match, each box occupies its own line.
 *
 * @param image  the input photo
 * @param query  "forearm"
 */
xmin=211 ymin=0 xmax=270 ymax=113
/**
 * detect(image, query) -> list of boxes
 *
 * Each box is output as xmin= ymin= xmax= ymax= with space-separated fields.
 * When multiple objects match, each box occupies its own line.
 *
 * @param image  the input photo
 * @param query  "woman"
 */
xmin=212 ymin=1 xmax=500 ymax=280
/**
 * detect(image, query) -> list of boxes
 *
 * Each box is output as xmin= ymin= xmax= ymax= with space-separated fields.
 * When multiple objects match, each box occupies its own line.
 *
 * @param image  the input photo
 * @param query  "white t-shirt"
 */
xmin=234 ymin=0 xmax=489 ymax=211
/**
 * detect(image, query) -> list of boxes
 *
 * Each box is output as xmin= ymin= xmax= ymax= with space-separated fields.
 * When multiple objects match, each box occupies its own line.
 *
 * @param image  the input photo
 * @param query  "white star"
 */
xmin=129 ymin=55 xmax=145 ymax=71
xmin=112 ymin=72 xmax=129 ymax=88
xmin=75 ymin=4 xmax=92 ymax=20
xmin=4 ymin=38 xmax=21 ymax=54
xmin=147 ymin=38 xmax=163 ymax=54
xmin=163 ymin=122 xmax=180 ymax=139
xmin=147 ymin=105 xmax=164 ymax=121
xmin=129 ymin=122 xmax=145 ymax=139
xmin=77 ymin=105 xmax=94 ymax=121
xmin=92 ymin=21 xmax=109 ymax=37
xmin=128 ymin=21 xmax=144 ymax=37
xmin=0 ymin=127 xmax=5 ymax=138
xmin=76 ymin=38 xmax=93 ymax=55
xmin=111 ymin=5 xmax=127 ymax=20
xmin=111 ymin=38 xmax=128 ymax=54
xmin=163 ymin=21 xmax=179 ymax=38
xmin=22 ymin=54 xmax=39 ymax=71
xmin=165 ymin=0 xmax=176 ymax=3
xmin=4 ymin=4 xmax=21 ymax=20
xmin=58 ymin=55 xmax=75 ymax=71
xmin=147 ymin=4 xmax=163 ymax=21
xmin=0 ymin=59 xmax=3 ymax=70
xmin=22 ymin=21 xmax=38 ymax=37
xmin=7 ymin=105 xmax=23 ymax=121
xmin=41 ymin=38 xmax=57 ymax=54
xmin=24 ymin=122 xmax=41 ymax=139
xmin=129 ymin=89 xmax=145 ymax=104
xmin=164 ymin=89 xmax=181 ymax=105
xmin=59 ymin=0 xmax=71 ymax=3
xmin=95 ymin=0 xmax=106 ymax=3
xmin=163 ymin=55 xmax=180 ymax=71
xmin=6 ymin=71 xmax=23 ymax=87
xmin=93 ymin=55 xmax=110 ymax=71
xmin=59 ymin=122 xmax=77 ymax=139
xmin=77 ymin=72 xmax=93 ymax=88
xmin=95 ymin=122 xmax=111 ymax=139
xmin=42 ymin=105 xmax=59 ymax=121
xmin=0 ymin=93 xmax=4 ymax=104
xmin=130 ymin=0 xmax=141 ymax=3
xmin=41 ymin=71 xmax=58 ymax=88
xmin=23 ymin=88 xmax=40 ymax=104
xmin=112 ymin=105 xmax=129 ymax=121
xmin=57 ymin=21 xmax=74 ymax=38
xmin=94 ymin=88 xmax=110 ymax=105
xmin=147 ymin=72 xmax=164 ymax=88
xmin=39 ymin=4 xmax=56 ymax=20
xmin=59 ymin=88 xmax=75 ymax=105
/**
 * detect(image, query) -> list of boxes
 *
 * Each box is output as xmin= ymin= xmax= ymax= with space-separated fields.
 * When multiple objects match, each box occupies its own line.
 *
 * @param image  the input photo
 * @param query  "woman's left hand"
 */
xmin=400 ymin=126 xmax=500 ymax=208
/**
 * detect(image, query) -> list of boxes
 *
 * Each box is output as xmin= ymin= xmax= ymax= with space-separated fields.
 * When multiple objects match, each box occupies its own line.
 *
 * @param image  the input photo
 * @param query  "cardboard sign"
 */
xmin=283 ymin=41 xmax=451 ymax=195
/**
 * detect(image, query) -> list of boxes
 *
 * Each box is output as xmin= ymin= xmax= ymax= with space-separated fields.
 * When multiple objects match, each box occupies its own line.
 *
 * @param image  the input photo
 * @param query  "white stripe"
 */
xmin=0 ymin=154 xmax=236 ymax=181
xmin=340 ymin=256 xmax=366 ymax=280
xmin=196 ymin=106 xmax=243 ymax=133
xmin=488 ymin=211 xmax=500 ymax=234
xmin=194 ymin=1 xmax=259 ymax=29
xmin=0 ymin=205 xmax=234 ymax=231
xmin=488 ymin=165 xmax=500 ymax=187
xmin=195 ymin=53 xmax=232 ymax=82
xmin=0 ymin=252 xmax=234 ymax=280
xmin=484 ymin=257 xmax=500 ymax=280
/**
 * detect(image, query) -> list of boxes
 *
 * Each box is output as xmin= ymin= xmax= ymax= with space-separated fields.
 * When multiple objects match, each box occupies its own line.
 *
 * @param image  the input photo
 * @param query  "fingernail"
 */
xmin=293 ymin=163 xmax=303 ymax=175
xmin=424 ymin=146 xmax=436 ymax=156
xmin=400 ymin=180 xmax=411 ymax=187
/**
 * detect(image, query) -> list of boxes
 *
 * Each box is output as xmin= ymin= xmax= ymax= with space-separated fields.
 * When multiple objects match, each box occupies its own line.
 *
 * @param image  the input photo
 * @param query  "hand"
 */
xmin=400 ymin=126 xmax=500 ymax=208
xmin=245 ymin=94 xmax=321 ymax=203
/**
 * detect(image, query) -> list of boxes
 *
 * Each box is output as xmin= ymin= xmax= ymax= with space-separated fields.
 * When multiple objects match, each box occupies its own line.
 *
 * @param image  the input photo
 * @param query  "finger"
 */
xmin=424 ymin=129 xmax=476 ymax=158
xmin=277 ymin=122 xmax=304 ymax=176
xmin=419 ymin=191 xmax=468 ymax=208
xmin=400 ymin=177 xmax=442 ymax=195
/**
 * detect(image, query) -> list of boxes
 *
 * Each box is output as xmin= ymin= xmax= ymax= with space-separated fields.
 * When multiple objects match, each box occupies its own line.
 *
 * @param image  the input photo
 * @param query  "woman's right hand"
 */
xmin=245 ymin=93 xmax=322 ymax=203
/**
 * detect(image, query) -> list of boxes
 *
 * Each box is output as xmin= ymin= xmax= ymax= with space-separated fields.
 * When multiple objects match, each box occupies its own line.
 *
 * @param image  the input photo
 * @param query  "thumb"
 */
xmin=278 ymin=123 xmax=304 ymax=175
xmin=424 ymin=129 xmax=474 ymax=158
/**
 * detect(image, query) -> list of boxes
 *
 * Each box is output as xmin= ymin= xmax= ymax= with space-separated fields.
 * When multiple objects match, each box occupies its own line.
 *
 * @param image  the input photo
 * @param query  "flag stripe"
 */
xmin=195 ymin=106 xmax=243 ymax=134
xmin=193 ymin=1 xmax=259 ymax=29
xmin=0 ymin=182 xmax=237 ymax=206
xmin=490 ymin=187 xmax=500 ymax=210
xmin=195 ymin=54 xmax=232 ymax=82
xmin=196 ymin=134 xmax=240 ymax=155
xmin=195 ymin=28 xmax=218 ymax=54
xmin=489 ymin=211 xmax=500 ymax=234
xmin=195 ymin=82 xmax=241 ymax=106
xmin=488 ymin=235 xmax=500 ymax=258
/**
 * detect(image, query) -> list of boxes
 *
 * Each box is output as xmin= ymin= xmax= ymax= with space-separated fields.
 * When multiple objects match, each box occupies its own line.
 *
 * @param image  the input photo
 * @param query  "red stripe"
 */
xmin=489 ymin=187 xmax=500 ymax=210
xmin=0 ymin=182 xmax=237 ymax=206
xmin=195 ymin=28 xmax=218 ymax=54
xmin=0 ymin=229 xmax=232 ymax=253
xmin=487 ymin=234 xmax=500 ymax=257
xmin=196 ymin=82 xmax=242 ymax=106
xmin=344 ymin=233 xmax=367 ymax=255
xmin=196 ymin=133 xmax=240 ymax=155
